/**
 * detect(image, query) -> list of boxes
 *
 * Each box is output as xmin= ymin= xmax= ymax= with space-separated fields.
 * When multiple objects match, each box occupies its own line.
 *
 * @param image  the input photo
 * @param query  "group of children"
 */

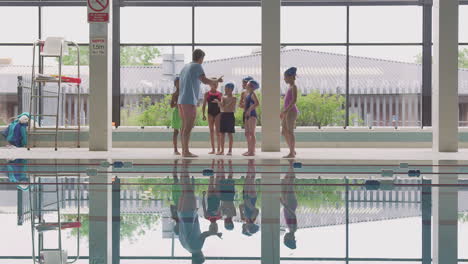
xmin=170 ymin=67 xmax=298 ymax=158
xmin=170 ymin=159 xmax=298 ymax=264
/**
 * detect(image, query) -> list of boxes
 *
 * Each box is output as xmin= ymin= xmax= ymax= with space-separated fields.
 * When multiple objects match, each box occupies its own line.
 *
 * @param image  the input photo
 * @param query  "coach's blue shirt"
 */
xmin=178 ymin=62 xmax=205 ymax=105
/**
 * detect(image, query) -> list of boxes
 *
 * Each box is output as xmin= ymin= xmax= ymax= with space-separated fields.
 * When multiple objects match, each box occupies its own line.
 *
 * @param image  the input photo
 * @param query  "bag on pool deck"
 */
xmin=2 ymin=112 xmax=30 ymax=147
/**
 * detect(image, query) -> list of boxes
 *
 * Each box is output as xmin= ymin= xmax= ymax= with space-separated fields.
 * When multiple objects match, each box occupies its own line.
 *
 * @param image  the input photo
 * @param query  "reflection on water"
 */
xmin=0 ymin=159 xmax=468 ymax=263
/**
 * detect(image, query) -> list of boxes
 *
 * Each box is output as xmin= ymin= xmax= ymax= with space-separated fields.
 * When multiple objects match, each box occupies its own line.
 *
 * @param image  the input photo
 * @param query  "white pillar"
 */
xmin=89 ymin=161 xmax=113 ymax=264
xmin=432 ymin=0 xmax=458 ymax=152
xmin=432 ymin=160 xmax=458 ymax=264
xmin=261 ymin=0 xmax=281 ymax=151
xmin=89 ymin=5 xmax=113 ymax=151
xmin=261 ymin=159 xmax=280 ymax=264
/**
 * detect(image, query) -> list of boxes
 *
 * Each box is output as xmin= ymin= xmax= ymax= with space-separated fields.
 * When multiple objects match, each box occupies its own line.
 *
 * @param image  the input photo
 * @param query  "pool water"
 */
xmin=0 ymin=159 xmax=467 ymax=264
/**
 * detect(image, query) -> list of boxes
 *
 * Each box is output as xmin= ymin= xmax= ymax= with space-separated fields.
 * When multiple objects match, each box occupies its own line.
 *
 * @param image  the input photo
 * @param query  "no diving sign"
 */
xmin=88 ymin=0 xmax=109 ymax=23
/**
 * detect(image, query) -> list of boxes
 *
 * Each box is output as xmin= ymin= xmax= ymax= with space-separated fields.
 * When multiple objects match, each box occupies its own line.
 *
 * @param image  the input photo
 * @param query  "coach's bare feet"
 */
xmin=226 ymin=151 xmax=232 ymax=156
xmin=208 ymin=150 xmax=216 ymax=154
xmin=283 ymin=153 xmax=295 ymax=159
xmin=174 ymin=151 xmax=181 ymax=155
xmin=243 ymin=152 xmax=255 ymax=156
xmin=183 ymin=152 xmax=198 ymax=158
xmin=216 ymin=151 xmax=224 ymax=155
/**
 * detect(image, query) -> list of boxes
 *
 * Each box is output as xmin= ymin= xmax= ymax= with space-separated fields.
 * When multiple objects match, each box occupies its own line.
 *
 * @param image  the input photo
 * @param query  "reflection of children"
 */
xmin=170 ymin=159 xmax=181 ymax=235
xmin=215 ymin=83 xmax=237 ymax=156
xmin=219 ymin=160 xmax=236 ymax=231
xmin=177 ymin=159 xmax=222 ymax=264
xmin=281 ymin=160 xmax=298 ymax=249
xmin=202 ymin=80 xmax=223 ymax=154
xmin=170 ymin=77 xmax=182 ymax=155
xmin=202 ymin=160 xmax=222 ymax=232
xmin=281 ymin=67 xmax=299 ymax=159
xmin=240 ymin=160 xmax=259 ymax=236
xmin=243 ymin=81 xmax=260 ymax=157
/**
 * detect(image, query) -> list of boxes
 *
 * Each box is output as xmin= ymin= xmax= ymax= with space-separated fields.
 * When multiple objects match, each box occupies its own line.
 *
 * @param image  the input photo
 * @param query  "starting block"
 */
xmin=113 ymin=161 xmax=124 ymax=168
xmin=408 ymin=170 xmax=421 ymax=177
xmin=202 ymin=168 xmax=214 ymax=176
xmin=293 ymin=162 xmax=302 ymax=169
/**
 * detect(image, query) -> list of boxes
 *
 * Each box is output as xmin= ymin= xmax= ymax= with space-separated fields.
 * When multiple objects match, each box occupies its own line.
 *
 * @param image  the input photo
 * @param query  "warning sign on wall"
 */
xmin=90 ymin=38 xmax=106 ymax=56
xmin=88 ymin=0 xmax=109 ymax=23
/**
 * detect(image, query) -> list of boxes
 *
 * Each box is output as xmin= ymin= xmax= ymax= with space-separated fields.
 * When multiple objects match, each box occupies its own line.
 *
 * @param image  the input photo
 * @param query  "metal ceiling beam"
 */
xmin=1 ymin=0 xmax=441 ymax=6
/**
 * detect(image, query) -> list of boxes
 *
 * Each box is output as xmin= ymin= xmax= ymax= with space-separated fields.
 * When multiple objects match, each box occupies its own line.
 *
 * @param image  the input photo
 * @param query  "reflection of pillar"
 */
xmin=261 ymin=159 xmax=280 ymax=264
xmin=421 ymin=178 xmax=431 ymax=264
xmin=432 ymin=160 xmax=458 ymax=264
xmin=112 ymin=177 xmax=121 ymax=264
xmin=432 ymin=0 xmax=458 ymax=151
xmin=89 ymin=161 xmax=113 ymax=264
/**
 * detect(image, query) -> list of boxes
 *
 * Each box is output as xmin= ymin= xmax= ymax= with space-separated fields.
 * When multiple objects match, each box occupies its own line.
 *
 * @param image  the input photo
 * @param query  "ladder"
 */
xmin=29 ymin=161 xmax=81 ymax=264
xmin=28 ymin=38 xmax=82 ymax=151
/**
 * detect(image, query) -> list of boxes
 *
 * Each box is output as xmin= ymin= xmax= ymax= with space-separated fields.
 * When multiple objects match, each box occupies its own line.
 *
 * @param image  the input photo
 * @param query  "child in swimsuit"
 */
xmin=214 ymin=82 xmax=237 ymax=155
xmin=170 ymin=77 xmax=182 ymax=155
xmin=281 ymin=67 xmax=299 ymax=158
xmin=243 ymin=80 xmax=260 ymax=157
xmin=202 ymin=79 xmax=223 ymax=154
xmin=239 ymin=76 xmax=254 ymax=128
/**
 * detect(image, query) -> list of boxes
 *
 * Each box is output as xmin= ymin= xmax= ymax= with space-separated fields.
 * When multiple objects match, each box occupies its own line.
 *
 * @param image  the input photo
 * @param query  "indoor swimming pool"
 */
xmin=0 ymin=159 xmax=467 ymax=264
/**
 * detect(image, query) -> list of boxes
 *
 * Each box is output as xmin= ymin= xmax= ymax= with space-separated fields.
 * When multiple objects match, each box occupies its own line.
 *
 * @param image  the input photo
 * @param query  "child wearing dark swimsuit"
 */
xmin=243 ymin=80 xmax=260 ymax=157
xmin=203 ymin=81 xmax=223 ymax=154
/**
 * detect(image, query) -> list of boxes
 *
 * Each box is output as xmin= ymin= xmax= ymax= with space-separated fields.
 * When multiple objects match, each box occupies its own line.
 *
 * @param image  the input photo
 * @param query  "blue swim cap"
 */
xmin=225 ymin=82 xmax=235 ymax=90
xmin=243 ymin=76 xmax=254 ymax=82
xmin=247 ymin=80 xmax=259 ymax=90
xmin=284 ymin=67 xmax=297 ymax=76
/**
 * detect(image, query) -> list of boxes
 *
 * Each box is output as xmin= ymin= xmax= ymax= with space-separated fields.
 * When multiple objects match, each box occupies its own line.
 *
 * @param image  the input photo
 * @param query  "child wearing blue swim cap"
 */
xmin=243 ymin=80 xmax=260 ymax=156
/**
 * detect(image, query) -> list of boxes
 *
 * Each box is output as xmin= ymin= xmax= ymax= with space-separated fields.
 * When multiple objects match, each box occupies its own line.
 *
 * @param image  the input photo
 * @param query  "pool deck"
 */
xmin=2 ymin=147 xmax=468 ymax=162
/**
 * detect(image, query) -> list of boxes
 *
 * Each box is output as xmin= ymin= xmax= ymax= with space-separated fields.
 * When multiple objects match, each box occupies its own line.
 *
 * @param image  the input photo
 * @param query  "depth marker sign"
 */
xmin=88 ymin=0 xmax=109 ymax=23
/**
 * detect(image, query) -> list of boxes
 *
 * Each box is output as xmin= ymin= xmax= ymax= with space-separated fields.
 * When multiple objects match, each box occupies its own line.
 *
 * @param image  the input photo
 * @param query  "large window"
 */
xmin=281 ymin=5 xmax=423 ymax=128
xmin=349 ymin=46 xmax=422 ymax=127
xmin=349 ymin=6 xmax=422 ymax=128
xmin=0 ymin=7 xmax=38 ymax=125
xmin=121 ymin=7 xmax=192 ymax=44
xmin=120 ymin=5 xmax=261 ymax=127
